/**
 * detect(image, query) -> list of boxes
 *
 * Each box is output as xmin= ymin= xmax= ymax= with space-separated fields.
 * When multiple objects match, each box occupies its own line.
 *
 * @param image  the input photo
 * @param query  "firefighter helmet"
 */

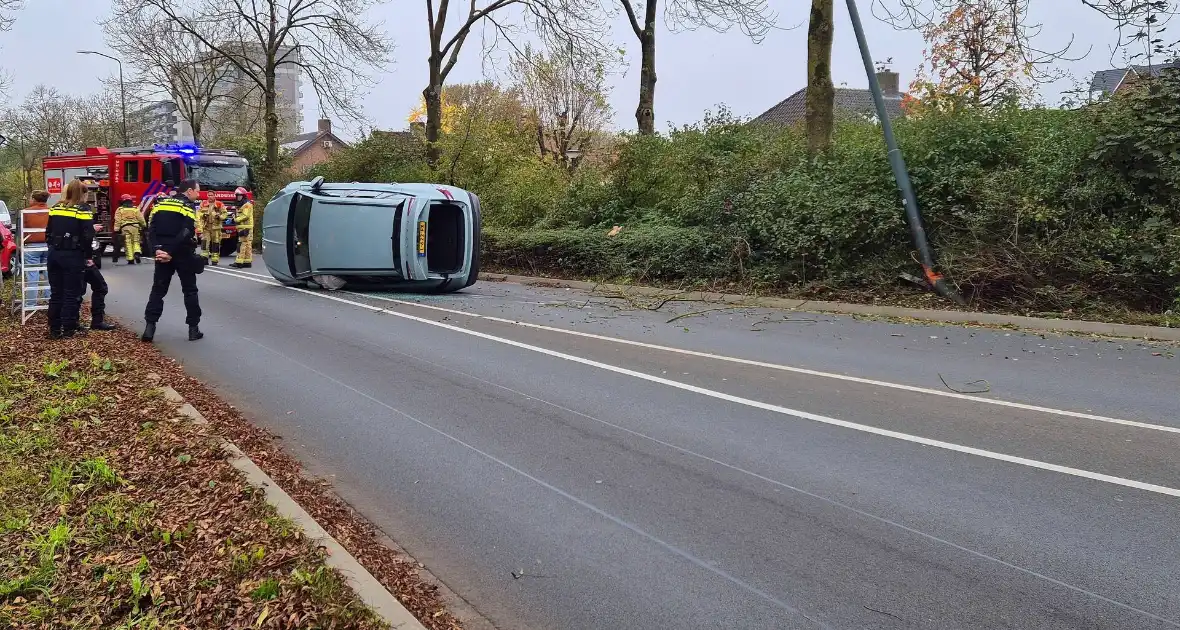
xmin=120 ymin=193 xmax=135 ymax=202
xmin=234 ymin=187 xmax=248 ymax=196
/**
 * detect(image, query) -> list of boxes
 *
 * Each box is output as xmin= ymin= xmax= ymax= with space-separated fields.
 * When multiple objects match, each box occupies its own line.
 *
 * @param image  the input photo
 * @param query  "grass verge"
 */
xmin=0 ymin=286 xmax=461 ymax=628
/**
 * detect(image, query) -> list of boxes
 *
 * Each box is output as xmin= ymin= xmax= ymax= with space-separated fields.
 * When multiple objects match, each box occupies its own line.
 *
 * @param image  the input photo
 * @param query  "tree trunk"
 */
xmin=424 ymin=56 xmax=443 ymax=167
xmin=264 ymin=68 xmax=279 ymax=167
xmin=635 ymin=0 xmax=658 ymax=135
xmin=804 ymin=0 xmax=835 ymax=155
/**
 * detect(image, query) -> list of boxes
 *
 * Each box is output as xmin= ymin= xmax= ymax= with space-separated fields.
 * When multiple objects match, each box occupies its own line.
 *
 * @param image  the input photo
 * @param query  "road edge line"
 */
xmin=155 ymin=379 xmax=428 ymax=630
xmin=478 ymin=273 xmax=1180 ymax=342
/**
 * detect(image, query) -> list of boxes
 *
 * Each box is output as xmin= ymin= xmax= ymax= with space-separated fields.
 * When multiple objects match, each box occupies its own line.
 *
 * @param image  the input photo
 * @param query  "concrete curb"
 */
xmin=157 ymin=382 xmax=428 ymax=630
xmin=479 ymin=272 xmax=1180 ymax=342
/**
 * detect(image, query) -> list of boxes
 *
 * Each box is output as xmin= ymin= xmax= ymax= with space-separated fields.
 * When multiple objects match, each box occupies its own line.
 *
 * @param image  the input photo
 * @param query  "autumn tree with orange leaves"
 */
xmin=908 ymin=0 xmax=1034 ymax=110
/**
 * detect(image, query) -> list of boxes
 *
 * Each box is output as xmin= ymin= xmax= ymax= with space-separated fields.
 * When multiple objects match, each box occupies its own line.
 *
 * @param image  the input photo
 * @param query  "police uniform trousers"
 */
xmin=47 ymin=249 xmax=87 ymax=332
xmin=80 ymin=264 xmax=108 ymax=324
xmin=144 ymin=254 xmax=202 ymax=326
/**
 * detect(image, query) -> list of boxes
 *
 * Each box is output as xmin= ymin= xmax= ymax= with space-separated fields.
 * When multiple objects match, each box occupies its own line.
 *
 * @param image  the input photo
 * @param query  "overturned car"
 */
xmin=262 ymin=178 xmax=481 ymax=292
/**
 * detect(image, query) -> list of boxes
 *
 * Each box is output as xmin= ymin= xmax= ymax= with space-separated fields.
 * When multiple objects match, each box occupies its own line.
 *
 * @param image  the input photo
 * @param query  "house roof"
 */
xmin=1089 ymin=68 xmax=1130 ymax=94
xmin=752 ymin=87 xmax=905 ymax=126
xmin=279 ymin=130 xmax=350 ymax=154
xmin=1089 ymin=61 xmax=1180 ymax=94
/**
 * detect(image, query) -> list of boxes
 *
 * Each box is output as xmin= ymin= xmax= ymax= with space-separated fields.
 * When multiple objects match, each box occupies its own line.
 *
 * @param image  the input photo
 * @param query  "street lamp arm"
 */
xmin=78 ymin=50 xmax=120 ymax=64
xmin=77 ymin=50 xmax=129 ymax=146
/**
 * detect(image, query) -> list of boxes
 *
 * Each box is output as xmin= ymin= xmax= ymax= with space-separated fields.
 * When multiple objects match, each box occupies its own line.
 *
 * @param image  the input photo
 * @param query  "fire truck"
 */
xmin=42 ymin=144 xmax=255 ymax=263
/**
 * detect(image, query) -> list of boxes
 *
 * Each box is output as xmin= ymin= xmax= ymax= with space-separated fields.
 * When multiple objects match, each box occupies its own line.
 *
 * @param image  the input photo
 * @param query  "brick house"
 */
xmin=281 ymin=118 xmax=350 ymax=173
xmin=1088 ymin=61 xmax=1180 ymax=101
xmin=751 ymin=70 xmax=907 ymax=126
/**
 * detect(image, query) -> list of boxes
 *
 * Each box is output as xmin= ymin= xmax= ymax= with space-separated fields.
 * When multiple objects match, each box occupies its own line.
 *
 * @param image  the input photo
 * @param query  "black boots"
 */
xmin=63 ymin=327 xmax=87 ymax=338
xmin=47 ymin=328 xmax=62 ymax=340
xmin=133 ymin=253 xmax=142 ymax=264
xmin=188 ymin=325 xmax=204 ymax=341
xmin=90 ymin=318 xmax=116 ymax=331
xmin=141 ymin=322 xmax=156 ymax=343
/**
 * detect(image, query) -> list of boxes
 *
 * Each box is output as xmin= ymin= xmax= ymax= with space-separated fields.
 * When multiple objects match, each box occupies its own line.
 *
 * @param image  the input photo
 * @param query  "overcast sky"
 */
xmin=0 ymin=0 xmax=1139 ymax=137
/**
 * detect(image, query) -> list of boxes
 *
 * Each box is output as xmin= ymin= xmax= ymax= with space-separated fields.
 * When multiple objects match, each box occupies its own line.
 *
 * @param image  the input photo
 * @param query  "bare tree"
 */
xmin=1 ymin=86 xmax=91 ymax=198
xmin=104 ymin=13 xmax=236 ymax=143
xmin=0 ymin=0 xmax=24 ymax=93
xmin=510 ymin=44 xmax=612 ymax=171
xmin=805 ymin=0 xmax=835 ymax=154
xmin=874 ymin=0 xmax=1180 ymax=74
xmin=420 ymin=0 xmax=608 ymax=164
xmin=617 ymin=0 xmax=775 ymax=135
xmin=109 ymin=0 xmax=392 ymax=170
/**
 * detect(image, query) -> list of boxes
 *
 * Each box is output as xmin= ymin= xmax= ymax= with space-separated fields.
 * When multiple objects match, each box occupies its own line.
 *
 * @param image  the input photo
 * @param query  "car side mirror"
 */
xmin=310 ymin=176 xmax=324 ymax=193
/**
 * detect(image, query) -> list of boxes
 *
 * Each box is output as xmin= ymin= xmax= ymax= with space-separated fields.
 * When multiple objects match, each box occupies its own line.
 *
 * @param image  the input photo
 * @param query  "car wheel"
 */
xmin=220 ymin=236 xmax=239 ymax=258
xmin=2 ymin=251 xmax=14 ymax=278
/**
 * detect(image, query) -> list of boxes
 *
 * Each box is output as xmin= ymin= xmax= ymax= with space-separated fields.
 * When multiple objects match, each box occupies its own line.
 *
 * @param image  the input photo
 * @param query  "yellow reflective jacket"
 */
xmin=114 ymin=204 xmax=145 ymax=231
xmin=234 ymin=201 xmax=254 ymax=230
xmin=198 ymin=201 xmax=225 ymax=233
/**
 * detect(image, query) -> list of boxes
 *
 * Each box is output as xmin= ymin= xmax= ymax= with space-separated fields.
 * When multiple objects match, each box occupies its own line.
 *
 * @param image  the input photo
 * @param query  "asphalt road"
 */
xmin=100 ymin=261 xmax=1180 ymax=630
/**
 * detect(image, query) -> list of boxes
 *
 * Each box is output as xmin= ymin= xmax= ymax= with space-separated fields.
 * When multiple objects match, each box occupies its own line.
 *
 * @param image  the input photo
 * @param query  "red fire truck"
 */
xmin=42 ymin=144 xmax=255 ymax=261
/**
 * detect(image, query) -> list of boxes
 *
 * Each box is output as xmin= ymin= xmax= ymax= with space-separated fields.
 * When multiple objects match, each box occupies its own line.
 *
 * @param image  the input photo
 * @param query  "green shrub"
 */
xmin=325 ymin=94 xmax=1180 ymax=313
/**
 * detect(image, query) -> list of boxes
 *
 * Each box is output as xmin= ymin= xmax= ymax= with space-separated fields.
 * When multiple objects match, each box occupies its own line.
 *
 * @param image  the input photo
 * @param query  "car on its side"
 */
xmin=262 ymin=177 xmax=481 ymax=293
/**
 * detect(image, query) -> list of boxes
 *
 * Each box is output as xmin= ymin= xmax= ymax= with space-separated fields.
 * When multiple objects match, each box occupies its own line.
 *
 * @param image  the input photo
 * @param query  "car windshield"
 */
xmin=187 ymin=158 xmax=249 ymax=189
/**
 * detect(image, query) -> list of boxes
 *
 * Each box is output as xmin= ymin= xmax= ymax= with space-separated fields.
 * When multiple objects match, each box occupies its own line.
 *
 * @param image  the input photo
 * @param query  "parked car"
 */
xmin=0 ymin=222 xmax=17 ymax=278
xmin=0 ymin=201 xmax=12 ymax=228
xmin=262 ymin=177 xmax=481 ymax=293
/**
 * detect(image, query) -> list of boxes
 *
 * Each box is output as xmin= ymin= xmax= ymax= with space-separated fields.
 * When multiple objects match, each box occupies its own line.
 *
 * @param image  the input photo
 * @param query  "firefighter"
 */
xmin=77 ymin=204 xmax=115 ymax=331
xmin=44 ymin=179 xmax=95 ymax=338
xmin=198 ymin=197 xmax=225 ymax=265
xmin=230 ymin=187 xmax=254 ymax=268
xmin=142 ymin=179 xmax=204 ymax=343
xmin=114 ymin=194 xmax=146 ymax=264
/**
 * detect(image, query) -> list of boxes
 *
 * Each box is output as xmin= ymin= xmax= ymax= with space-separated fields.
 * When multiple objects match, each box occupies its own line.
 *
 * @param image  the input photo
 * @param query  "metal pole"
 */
xmin=118 ymin=59 xmax=128 ymax=146
xmin=843 ymin=0 xmax=964 ymax=305
xmin=78 ymin=50 xmax=129 ymax=146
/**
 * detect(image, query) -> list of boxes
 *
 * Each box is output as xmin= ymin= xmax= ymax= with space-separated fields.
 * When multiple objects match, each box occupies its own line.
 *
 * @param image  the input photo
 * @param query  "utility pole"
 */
xmin=78 ymin=50 xmax=129 ymax=146
xmin=843 ymin=0 xmax=964 ymax=305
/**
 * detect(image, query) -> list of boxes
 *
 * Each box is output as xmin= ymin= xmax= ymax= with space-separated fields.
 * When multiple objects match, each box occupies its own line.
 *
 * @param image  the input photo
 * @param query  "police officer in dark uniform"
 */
xmin=45 ymin=179 xmax=95 ymax=339
xmin=142 ymin=179 xmax=205 ymax=343
xmin=78 ymin=204 xmax=116 ymax=332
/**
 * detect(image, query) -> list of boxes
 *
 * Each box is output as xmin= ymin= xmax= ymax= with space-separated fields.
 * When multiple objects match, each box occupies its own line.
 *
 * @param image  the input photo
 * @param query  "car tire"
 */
xmin=220 ymin=236 xmax=239 ymax=258
xmin=2 ymin=251 xmax=14 ymax=278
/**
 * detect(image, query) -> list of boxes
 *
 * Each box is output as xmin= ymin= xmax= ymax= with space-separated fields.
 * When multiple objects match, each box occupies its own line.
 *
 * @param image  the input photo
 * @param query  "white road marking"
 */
xmin=241 ymin=335 xmax=828 ymax=627
xmin=206 ymin=267 xmax=1180 ymax=500
xmin=363 ymin=340 xmax=1180 ymax=627
xmin=213 ymin=266 xmax=1180 ymax=436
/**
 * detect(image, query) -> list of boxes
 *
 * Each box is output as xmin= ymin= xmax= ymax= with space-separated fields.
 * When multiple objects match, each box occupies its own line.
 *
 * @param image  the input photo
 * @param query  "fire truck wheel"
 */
xmin=220 ymin=236 xmax=239 ymax=258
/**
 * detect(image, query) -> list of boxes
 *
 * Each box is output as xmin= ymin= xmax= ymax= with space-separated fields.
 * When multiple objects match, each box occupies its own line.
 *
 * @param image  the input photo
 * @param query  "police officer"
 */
xmin=142 ymin=179 xmax=204 ymax=343
xmin=44 ymin=179 xmax=95 ymax=338
xmin=114 ymin=193 xmax=146 ymax=264
xmin=78 ymin=203 xmax=115 ymax=332
xmin=230 ymin=187 xmax=254 ymax=268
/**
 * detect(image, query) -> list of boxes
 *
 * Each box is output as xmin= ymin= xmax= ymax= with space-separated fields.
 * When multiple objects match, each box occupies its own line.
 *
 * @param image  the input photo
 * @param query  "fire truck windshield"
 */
xmin=187 ymin=157 xmax=250 ymax=189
